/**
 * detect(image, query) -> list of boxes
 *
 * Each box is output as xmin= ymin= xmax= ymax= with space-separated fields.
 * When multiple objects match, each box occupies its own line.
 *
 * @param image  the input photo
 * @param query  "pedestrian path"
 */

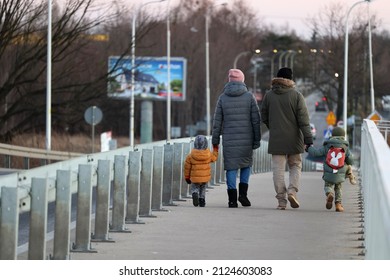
xmin=70 ymin=171 xmax=363 ymax=260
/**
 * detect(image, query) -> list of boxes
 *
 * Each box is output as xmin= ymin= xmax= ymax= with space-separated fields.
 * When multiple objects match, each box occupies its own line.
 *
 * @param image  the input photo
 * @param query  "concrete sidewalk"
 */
xmin=71 ymin=172 xmax=364 ymax=260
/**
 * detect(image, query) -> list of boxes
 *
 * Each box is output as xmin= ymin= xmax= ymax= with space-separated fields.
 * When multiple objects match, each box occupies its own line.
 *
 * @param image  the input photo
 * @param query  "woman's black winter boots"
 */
xmin=227 ymin=189 xmax=238 ymax=208
xmin=238 ymin=183 xmax=251 ymax=207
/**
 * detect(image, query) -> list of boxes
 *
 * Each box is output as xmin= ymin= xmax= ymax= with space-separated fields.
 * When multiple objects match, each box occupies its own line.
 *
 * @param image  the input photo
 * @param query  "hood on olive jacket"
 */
xmin=261 ymin=78 xmax=312 ymax=155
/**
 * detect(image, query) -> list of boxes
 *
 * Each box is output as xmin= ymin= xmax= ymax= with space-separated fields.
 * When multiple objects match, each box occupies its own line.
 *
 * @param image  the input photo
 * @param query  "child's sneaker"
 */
xmin=326 ymin=192 xmax=334 ymax=210
xmin=199 ymin=198 xmax=206 ymax=207
xmin=335 ymin=202 xmax=344 ymax=212
xmin=192 ymin=193 xmax=199 ymax=207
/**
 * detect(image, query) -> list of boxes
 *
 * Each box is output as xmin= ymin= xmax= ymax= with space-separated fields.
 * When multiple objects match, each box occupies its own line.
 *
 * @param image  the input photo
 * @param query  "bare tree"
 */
xmin=0 ymin=0 xmax=117 ymax=141
xmin=306 ymin=2 xmax=387 ymax=122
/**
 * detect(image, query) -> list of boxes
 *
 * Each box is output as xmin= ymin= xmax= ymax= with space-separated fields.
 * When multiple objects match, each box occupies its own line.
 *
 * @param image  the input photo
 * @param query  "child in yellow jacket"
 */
xmin=184 ymin=135 xmax=218 ymax=207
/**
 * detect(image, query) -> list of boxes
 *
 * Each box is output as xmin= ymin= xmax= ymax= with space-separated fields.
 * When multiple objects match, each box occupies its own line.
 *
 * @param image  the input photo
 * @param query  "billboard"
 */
xmin=107 ymin=56 xmax=187 ymax=101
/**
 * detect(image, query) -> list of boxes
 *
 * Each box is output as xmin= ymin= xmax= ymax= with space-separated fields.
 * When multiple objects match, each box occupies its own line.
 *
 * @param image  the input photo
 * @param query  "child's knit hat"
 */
xmin=194 ymin=135 xmax=208 ymax=150
xmin=332 ymin=126 xmax=345 ymax=137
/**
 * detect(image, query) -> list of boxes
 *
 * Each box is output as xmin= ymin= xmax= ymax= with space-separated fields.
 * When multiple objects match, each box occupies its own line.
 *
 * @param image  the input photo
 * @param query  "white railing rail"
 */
xmin=360 ymin=119 xmax=390 ymax=259
xmin=374 ymin=119 xmax=390 ymax=144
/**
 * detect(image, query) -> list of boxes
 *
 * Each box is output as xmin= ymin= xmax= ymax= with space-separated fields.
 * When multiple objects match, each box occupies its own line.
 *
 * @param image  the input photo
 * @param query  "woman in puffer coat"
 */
xmin=211 ymin=69 xmax=261 ymax=208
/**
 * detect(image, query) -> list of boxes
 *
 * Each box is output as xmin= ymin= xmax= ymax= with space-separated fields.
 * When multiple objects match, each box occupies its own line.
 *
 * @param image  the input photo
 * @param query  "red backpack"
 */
xmin=325 ymin=146 xmax=346 ymax=170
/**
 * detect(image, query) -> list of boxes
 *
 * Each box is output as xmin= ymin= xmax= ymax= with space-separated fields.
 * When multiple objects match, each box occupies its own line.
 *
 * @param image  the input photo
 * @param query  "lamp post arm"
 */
xmin=233 ymin=51 xmax=249 ymax=68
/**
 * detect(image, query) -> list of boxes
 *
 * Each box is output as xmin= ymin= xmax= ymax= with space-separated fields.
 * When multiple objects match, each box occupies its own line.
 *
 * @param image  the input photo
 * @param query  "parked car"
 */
xmin=315 ymin=100 xmax=327 ymax=111
xmin=310 ymin=123 xmax=317 ymax=140
xmin=315 ymin=96 xmax=328 ymax=111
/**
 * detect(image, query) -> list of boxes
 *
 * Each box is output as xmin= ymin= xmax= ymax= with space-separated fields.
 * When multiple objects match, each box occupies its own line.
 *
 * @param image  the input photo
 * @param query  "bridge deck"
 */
xmin=66 ymin=171 xmax=364 ymax=260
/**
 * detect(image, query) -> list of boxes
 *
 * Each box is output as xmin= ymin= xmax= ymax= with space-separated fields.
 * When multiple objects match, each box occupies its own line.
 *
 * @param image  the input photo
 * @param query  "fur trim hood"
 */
xmin=271 ymin=77 xmax=295 ymax=89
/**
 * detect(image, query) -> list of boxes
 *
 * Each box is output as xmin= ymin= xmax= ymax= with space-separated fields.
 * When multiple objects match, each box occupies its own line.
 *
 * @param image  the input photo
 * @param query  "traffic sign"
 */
xmin=84 ymin=106 xmax=103 ymax=125
xmin=367 ymin=110 xmax=382 ymax=121
xmin=326 ymin=111 xmax=336 ymax=126
xmin=84 ymin=106 xmax=103 ymax=154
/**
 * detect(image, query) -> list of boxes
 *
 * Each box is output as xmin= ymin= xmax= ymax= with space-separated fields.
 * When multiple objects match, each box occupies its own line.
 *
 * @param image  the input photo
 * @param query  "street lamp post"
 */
xmin=343 ymin=0 xmax=370 ymax=135
xmin=166 ymin=0 xmax=171 ymax=141
xmin=205 ymin=7 xmax=211 ymax=136
xmin=278 ymin=51 xmax=288 ymax=69
xmin=310 ymin=48 xmax=318 ymax=83
xmin=270 ymin=49 xmax=278 ymax=81
xmin=130 ymin=0 xmax=166 ymax=147
xmin=367 ymin=2 xmax=375 ymax=113
xmin=205 ymin=2 xmax=226 ymax=136
xmin=46 ymin=0 xmax=52 ymax=151
xmin=284 ymin=50 xmax=293 ymax=67
xmin=251 ymin=58 xmax=261 ymax=95
xmin=289 ymin=50 xmax=301 ymax=72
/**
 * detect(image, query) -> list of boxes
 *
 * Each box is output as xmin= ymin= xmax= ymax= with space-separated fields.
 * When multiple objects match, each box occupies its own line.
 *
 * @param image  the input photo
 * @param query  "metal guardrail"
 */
xmin=0 ymin=138 xmax=317 ymax=260
xmin=360 ymin=119 xmax=390 ymax=259
xmin=0 ymin=142 xmax=83 ymax=169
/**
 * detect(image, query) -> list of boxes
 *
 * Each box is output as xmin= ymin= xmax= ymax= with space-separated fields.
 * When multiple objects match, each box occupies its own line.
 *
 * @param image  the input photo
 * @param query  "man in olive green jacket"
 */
xmin=261 ymin=67 xmax=313 ymax=210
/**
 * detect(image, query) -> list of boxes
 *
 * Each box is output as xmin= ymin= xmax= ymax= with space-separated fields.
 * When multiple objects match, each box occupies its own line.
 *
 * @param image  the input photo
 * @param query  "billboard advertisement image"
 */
xmin=108 ymin=56 xmax=187 ymax=101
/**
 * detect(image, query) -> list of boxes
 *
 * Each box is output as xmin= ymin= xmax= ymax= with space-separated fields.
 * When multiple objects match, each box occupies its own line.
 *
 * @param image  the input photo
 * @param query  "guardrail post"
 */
xmin=126 ymin=150 xmax=143 ymax=224
xmin=92 ymin=160 xmax=114 ymax=242
xmin=4 ymin=155 xmax=11 ymax=168
xmin=23 ymin=157 xmax=30 ymax=169
xmin=139 ymin=149 xmax=155 ymax=217
xmin=162 ymin=144 xmax=175 ymax=206
xmin=151 ymin=146 xmax=167 ymax=211
xmin=0 ymin=187 xmax=19 ymax=260
xmin=253 ymin=147 xmax=259 ymax=173
xmin=110 ymin=155 xmax=130 ymax=232
xmin=71 ymin=164 xmax=97 ymax=253
xmin=52 ymin=170 xmax=72 ymax=260
xmin=260 ymin=143 xmax=267 ymax=172
xmin=172 ymin=143 xmax=185 ymax=201
xmin=181 ymin=142 xmax=191 ymax=198
xmin=28 ymin=178 xmax=49 ymax=260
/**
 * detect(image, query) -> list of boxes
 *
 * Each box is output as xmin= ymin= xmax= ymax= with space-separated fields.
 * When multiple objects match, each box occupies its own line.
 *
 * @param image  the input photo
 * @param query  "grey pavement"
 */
xmin=70 ymin=171 xmax=364 ymax=260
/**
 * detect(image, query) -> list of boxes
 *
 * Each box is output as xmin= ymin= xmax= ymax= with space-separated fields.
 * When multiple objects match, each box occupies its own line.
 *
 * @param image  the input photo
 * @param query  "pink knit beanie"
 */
xmin=228 ymin=69 xmax=245 ymax=82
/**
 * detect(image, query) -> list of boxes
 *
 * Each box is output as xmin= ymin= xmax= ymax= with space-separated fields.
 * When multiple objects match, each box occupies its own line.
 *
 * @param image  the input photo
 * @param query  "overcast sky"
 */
xmin=244 ymin=0 xmax=390 ymax=39
xmin=129 ymin=0 xmax=390 ymax=39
